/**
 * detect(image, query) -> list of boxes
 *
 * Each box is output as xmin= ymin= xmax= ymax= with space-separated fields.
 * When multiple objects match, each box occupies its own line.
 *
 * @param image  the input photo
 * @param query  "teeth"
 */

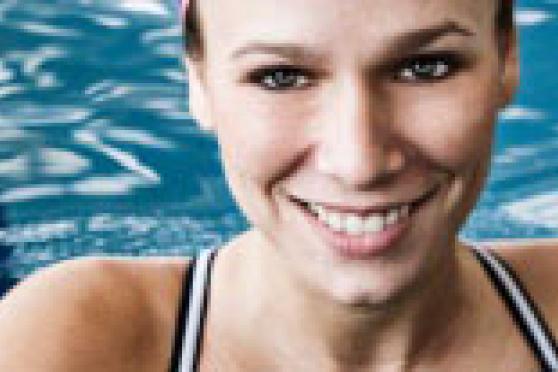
xmin=386 ymin=208 xmax=399 ymax=225
xmin=315 ymin=205 xmax=327 ymax=221
xmin=345 ymin=215 xmax=363 ymax=235
xmin=326 ymin=212 xmax=343 ymax=231
xmin=363 ymin=214 xmax=384 ymax=233
xmin=307 ymin=202 xmax=412 ymax=235
xmin=308 ymin=202 xmax=319 ymax=214
xmin=400 ymin=204 xmax=410 ymax=218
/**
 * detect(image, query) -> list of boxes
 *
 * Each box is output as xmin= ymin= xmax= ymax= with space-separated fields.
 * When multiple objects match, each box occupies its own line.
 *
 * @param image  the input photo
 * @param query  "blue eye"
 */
xmin=249 ymin=66 xmax=312 ymax=91
xmin=395 ymin=54 xmax=463 ymax=82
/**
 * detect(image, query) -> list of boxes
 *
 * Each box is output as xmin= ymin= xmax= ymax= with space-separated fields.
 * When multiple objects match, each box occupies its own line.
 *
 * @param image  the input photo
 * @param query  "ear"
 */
xmin=185 ymin=58 xmax=215 ymax=132
xmin=498 ymin=28 xmax=520 ymax=108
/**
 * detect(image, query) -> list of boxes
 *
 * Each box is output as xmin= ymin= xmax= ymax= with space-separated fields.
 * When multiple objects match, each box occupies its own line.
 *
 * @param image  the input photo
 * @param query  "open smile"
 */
xmin=288 ymin=186 xmax=440 ymax=259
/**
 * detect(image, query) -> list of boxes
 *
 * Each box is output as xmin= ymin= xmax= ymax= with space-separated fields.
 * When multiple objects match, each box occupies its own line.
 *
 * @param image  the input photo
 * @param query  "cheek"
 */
xmin=209 ymin=86 xmax=313 ymax=188
xmin=397 ymin=77 xmax=500 ymax=169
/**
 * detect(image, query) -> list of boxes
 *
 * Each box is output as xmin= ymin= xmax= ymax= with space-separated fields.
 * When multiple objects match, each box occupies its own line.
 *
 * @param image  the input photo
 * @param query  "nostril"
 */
xmin=313 ymin=140 xmax=405 ymax=188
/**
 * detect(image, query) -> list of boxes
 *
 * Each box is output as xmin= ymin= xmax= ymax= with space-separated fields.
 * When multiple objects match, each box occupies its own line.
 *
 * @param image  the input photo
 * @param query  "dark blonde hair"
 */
xmin=183 ymin=0 xmax=514 ymax=61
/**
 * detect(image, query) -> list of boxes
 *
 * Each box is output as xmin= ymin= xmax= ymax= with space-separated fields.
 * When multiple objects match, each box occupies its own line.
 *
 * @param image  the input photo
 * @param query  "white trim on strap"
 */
xmin=475 ymin=248 xmax=558 ymax=370
xmin=179 ymin=249 xmax=214 ymax=372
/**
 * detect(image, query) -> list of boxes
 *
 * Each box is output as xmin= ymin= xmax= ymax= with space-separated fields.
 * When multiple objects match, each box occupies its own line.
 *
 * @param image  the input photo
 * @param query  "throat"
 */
xmin=288 ymin=249 xmax=468 ymax=369
xmin=227 ymin=231 xmax=472 ymax=371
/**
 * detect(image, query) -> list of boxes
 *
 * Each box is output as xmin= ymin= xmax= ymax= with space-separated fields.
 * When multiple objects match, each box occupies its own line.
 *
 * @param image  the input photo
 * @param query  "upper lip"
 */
xmin=289 ymin=185 xmax=439 ymax=214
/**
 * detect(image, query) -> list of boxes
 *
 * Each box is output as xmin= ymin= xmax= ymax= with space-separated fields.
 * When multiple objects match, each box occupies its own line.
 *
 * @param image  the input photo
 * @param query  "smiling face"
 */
xmin=187 ymin=0 xmax=518 ymax=304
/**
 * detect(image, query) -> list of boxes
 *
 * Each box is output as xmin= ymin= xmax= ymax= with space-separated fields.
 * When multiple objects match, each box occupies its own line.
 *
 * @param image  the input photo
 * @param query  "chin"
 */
xmin=276 ymin=233 xmax=434 ymax=312
xmin=328 ymin=281 xmax=412 ymax=310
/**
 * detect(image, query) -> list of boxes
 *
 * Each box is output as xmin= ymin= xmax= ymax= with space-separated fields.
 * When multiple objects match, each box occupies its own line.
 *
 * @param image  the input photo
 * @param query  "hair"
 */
xmin=183 ymin=0 xmax=203 ymax=60
xmin=183 ymin=0 xmax=514 ymax=61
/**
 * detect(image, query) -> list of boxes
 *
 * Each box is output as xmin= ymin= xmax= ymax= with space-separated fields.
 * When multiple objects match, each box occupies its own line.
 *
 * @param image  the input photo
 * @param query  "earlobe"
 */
xmin=186 ymin=58 xmax=215 ymax=132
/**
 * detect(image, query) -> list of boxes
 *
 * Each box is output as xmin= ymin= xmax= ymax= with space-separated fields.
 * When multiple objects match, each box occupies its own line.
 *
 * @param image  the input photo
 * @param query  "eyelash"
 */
xmin=247 ymin=66 xmax=316 ymax=91
xmin=246 ymin=53 xmax=466 ymax=92
xmin=393 ymin=53 xmax=465 ymax=82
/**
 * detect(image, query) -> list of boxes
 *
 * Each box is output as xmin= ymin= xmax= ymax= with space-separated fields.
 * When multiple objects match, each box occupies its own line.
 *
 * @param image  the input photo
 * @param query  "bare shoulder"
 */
xmin=486 ymin=239 xmax=558 ymax=336
xmin=487 ymin=239 xmax=558 ymax=278
xmin=0 ymin=256 xmax=191 ymax=372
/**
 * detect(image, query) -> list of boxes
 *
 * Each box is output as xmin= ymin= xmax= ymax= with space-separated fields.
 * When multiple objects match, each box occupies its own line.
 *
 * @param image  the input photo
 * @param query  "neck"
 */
xmin=227 ymin=231 xmax=474 ymax=371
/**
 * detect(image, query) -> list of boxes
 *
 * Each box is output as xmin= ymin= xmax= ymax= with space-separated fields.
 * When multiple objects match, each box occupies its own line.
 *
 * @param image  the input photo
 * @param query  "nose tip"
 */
xmin=315 ymin=138 xmax=405 ymax=188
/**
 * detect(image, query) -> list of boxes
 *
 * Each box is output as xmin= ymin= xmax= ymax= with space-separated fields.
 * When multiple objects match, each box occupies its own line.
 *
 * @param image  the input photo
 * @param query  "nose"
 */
xmin=314 ymin=76 xmax=405 ymax=188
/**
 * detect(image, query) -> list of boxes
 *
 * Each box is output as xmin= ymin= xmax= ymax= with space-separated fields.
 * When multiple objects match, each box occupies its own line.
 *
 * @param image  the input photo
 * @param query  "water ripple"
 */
xmin=0 ymin=0 xmax=557 ymax=281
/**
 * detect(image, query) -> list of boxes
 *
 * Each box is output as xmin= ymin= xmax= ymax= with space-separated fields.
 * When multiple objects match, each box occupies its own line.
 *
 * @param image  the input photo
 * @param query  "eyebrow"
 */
xmin=230 ymin=20 xmax=476 ymax=61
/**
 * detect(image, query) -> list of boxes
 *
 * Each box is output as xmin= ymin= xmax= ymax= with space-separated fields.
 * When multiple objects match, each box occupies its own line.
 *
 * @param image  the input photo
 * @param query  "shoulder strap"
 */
xmin=169 ymin=248 xmax=218 ymax=372
xmin=473 ymin=247 xmax=558 ymax=370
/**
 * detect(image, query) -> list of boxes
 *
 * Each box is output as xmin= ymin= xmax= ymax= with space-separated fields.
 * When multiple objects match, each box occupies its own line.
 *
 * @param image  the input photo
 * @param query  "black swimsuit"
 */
xmin=169 ymin=247 xmax=558 ymax=371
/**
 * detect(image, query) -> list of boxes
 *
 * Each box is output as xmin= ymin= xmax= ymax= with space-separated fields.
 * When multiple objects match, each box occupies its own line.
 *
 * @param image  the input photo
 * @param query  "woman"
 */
xmin=1 ymin=0 xmax=557 ymax=370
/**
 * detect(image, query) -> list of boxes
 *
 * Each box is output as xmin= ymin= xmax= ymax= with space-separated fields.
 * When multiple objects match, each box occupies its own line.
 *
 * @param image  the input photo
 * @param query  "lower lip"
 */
xmin=295 ymin=197 xmax=432 ymax=260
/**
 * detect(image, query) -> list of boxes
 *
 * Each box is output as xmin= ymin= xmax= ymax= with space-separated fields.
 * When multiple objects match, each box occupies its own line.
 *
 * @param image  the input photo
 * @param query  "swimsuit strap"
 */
xmin=473 ymin=247 xmax=558 ymax=370
xmin=169 ymin=248 xmax=218 ymax=372
xmin=169 ymin=246 xmax=558 ymax=371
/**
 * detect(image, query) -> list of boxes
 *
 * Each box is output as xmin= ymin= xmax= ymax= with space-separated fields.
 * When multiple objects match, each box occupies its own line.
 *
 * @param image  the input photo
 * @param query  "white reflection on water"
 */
xmin=0 ymin=105 xmax=91 ymax=125
xmin=0 ymin=148 xmax=89 ymax=180
xmin=142 ymin=24 xmax=182 ymax=44
xmin=515 ymin=8 xmax=554 ymax=26
xmin=499 ymin=106 xmax=547 ymax=121
xmin=1 ymin=185 xmax=65 ymax=203
xmin=39 ymin=148 xmax=89 ymax=176
xmin=0 ymin=0 xmax=556 ymax=279
xmin=115 ymin=0 xmax=170 ymax=16
xmin=85 ymin=14 xmax=129 ymax=29
xmin=74 ymin=126 xmax=161 ymax=182
xmin=71 ymin=174 xmax=155 ymax=195
xmin=503 ymin=192 xmax=558 ymax=229
xmin=0 ymin=155 xmax=27 ymax=179
xmin=18 ymin=22 xmax=82 ymax=37
xmin=1 ymin=212 xmax=243 ymax=278
xmin=103 ymin=127 xmax=174 ymax=149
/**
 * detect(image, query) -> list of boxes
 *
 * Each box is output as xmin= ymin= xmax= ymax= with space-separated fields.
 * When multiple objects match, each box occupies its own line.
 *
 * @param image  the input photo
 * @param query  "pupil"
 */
xmin=415 ymin=62 xmax=434 ymax=75
xmin=413 ymin=60 xmax=447 ymax=78
xmin=274 ymin=71 xmax=295 ymax=86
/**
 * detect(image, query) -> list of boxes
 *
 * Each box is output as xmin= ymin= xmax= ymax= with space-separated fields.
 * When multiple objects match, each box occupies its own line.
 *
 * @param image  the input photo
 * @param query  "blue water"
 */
xmin=0 ymin=1 xmax=557 ymax=293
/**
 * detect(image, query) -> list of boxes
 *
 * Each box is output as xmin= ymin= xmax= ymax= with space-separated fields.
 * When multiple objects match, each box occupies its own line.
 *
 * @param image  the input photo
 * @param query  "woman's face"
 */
xmin=189 ymin=0 xmax=518 ymax=304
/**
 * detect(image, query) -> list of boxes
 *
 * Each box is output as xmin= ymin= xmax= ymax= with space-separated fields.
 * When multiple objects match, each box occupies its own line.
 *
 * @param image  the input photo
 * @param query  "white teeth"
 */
xmin=307 ymin=201 xmax=412 ymax=235
xmin=400 ymin=204 xmax=410 ymax=218
xmin=326 ymin=213 xmax=343 ymax=231
xmin=345 ymin=215 xmax=364 ymax=235
xmin=310 ymin=202 xmax=321 ymax=214
xmin=315 ymin=205 xmax=327 ymax=221
xmin=363 ymin=214 xmax=384 ymax=233
xmin=308 ymin=203 xmax=317 ymax=214
xmin=386 ymin=208 xmax=399 ymax=225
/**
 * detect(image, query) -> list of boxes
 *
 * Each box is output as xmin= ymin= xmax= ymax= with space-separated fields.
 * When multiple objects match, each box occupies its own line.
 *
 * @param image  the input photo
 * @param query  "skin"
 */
xmin=192 ymin=0 xmax=504 ymax=307
xmin=185 ymin=0 xmax=535 ymax=369
xmin=1 ymin=0 xmax=558 ymax=371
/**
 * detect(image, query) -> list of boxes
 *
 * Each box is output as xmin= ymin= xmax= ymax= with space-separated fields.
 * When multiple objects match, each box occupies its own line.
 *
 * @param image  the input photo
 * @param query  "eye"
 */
xmin=394 ymin=53 xmax=464 ymax=82
xmin=248 ymin=66 xmax=313 ymax=91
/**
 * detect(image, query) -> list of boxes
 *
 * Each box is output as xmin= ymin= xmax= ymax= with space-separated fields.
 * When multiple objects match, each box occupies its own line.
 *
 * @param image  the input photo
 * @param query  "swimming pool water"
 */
xmin=0 ymin=0 xmax=557 ymax=292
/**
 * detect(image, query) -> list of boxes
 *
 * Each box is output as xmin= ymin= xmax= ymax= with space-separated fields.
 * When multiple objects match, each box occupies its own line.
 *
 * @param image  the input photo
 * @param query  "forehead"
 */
xmin=200 ymin=0 xmax=496 ymax=56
